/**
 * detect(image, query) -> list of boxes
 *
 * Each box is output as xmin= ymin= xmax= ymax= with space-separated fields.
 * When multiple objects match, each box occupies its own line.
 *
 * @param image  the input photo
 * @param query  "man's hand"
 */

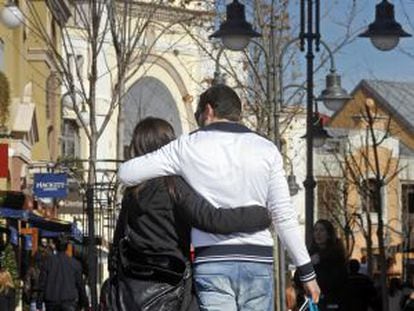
xmin=302 ymin=279 xmax=321 ymax=304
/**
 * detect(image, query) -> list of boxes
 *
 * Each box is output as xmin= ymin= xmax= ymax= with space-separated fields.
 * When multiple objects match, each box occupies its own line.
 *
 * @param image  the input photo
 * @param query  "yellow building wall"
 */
xmin=0 ymin=1 xmax=59 ymax=163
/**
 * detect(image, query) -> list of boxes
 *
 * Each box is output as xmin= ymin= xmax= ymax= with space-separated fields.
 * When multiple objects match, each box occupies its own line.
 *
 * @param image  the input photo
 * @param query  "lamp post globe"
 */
xmin=359 ymin=0 xmax=411 ymax=51
xmin=209 ymin=0 xmax=261 ymax=51
xmin=318 ymin=71 xmax=351 ymax=111
xmin=80 ymin=106 xmax=90 ymax=126
xmin=0 ymin=2 xmax=23 ymax=29
xmin=62 ymin=92 xmax=83 ymax=110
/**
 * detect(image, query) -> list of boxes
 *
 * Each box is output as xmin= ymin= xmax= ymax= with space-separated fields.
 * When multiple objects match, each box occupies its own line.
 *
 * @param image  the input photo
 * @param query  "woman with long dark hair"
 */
xmin=309 ymin=219 xmax=347 ymax=311
xmin=294 ymin=219 xmax=347 ymax=310
xmin=111 ymin=117 xmax=270 ymax=311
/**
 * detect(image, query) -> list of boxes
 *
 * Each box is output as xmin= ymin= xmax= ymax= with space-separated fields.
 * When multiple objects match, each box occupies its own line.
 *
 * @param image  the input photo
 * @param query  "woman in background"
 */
xmin=309 ymin=219 xmax=347 ymax=310
xmin=0 ymin=268 xmax=16 ymax=311
xmin=295 ymin=219 xmax=347 ymax=311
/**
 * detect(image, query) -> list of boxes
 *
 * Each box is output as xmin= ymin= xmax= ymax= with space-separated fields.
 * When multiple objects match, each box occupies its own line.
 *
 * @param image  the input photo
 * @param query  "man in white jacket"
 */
xmin=118 ymin=84 xmax=320 ymax=311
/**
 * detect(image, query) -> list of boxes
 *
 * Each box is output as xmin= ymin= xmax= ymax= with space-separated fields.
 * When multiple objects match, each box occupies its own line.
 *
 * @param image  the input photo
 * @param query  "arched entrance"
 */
xmin=122 ymin=77 xmax=182 ymax=157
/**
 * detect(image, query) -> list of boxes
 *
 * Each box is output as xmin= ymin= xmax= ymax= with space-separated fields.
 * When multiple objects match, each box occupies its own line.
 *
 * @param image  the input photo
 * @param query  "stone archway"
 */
xmin=122 ymin=76 xmax=182 ymax=157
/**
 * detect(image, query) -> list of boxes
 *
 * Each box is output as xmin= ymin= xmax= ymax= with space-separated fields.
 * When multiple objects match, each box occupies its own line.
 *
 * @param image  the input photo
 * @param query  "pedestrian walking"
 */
xmin=107 ymin=117 xmax=270 ymax=311
xmin=37 ymin=235 xmax=89 ymax=311
xmin=23 ymin=252 xmax=44 ymax=311
xmin=388 ymin=277 xmax=403 ymax=311
xmin=118 ymin=84 xmax=320 ymax=311
xmin=0 ymin=268 xmax=15 ymax=311
xmin=343 ymin=259 xmax=377 ymax=311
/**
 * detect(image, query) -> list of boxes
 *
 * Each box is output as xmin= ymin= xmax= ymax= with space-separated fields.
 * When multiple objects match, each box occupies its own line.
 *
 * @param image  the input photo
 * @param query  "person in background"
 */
xmin=403 ymin=291 xmax=414 ymax=311
xmin=285 ymin=278 xmax=297 ymax=311
xmin=296 ymin=219 xmax=347 ymax=311
xmin=343 ymin=259 xmax=377 ymax=311
xmin=0 ymin=268 xmax=16 ymax=311
xmin=388 ymin=277 xmax=403 ymax=311
xmin=37 ymin=235 xmax=89 ymax=311
xmin=24 ymin=253 xmax=44 ymax=311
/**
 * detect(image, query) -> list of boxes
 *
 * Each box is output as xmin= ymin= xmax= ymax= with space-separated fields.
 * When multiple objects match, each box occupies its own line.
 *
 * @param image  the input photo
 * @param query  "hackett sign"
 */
xmin=33 ymin=173 xmax=68 ymax=198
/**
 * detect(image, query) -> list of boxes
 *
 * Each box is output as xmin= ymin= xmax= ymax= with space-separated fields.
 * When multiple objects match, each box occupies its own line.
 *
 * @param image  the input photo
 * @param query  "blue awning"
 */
xmin=0 ymin=207 xmax=83 ymax=242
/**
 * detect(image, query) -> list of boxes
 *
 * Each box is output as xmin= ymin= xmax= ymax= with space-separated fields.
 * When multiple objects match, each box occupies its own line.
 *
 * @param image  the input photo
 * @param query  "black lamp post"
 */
xmin=359 ymin=0 xmax=411 ymax=51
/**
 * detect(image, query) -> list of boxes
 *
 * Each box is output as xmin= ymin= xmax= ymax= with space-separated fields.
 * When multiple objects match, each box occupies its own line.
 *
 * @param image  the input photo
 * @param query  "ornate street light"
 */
xmin=209 ymin=0 xmax=261 ymax=51
xmin=317 ymin=70 xmax=352 ymax=111
xmin=280 ymin=39 xmax=351 ymax=113
xmin=287 ymin=174 xmax=300 ymax=196
xmin=359 ymin=0 xmax=411 ymax=51
xmin=0 ymin=0 xmax=23 ymax=29
xmin=61 ymin=91 xmax=90 ymax=126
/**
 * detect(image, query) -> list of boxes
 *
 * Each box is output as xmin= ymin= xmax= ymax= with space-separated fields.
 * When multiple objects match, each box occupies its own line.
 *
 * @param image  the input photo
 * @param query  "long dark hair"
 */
xmin=128 ymin=117 xmax=177 ymax=199
xmin=310 ymin=219 xmax=346 ymax=263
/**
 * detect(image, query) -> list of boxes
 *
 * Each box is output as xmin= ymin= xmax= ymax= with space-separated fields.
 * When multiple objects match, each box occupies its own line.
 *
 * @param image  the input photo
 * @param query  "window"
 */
xmin=317 ymin=179 xmax=341 ymax=220
xmin=402 ymin=184 xmax=414 ymax=214
xmin=402 ymin=184 xmax=414 ymax=245
xmin=67 ymin=54 xmax=84 ymax=79
xmin=61 ymin=119 xmax=80 ymax=158
xmin=361 ymin=178 xmax=378 ymax=213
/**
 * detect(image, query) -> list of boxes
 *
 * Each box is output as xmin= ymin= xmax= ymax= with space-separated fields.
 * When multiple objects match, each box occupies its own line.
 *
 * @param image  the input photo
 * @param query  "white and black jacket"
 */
xmin=118 ymin=122 xmax=315 ymax=282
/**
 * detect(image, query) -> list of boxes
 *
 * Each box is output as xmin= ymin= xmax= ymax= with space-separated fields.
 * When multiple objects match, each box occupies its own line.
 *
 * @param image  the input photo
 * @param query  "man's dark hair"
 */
xmin=56 ymin=235 xmax=69 ymax=252
xmin=197 ymin=84 xmax=242 ymax=122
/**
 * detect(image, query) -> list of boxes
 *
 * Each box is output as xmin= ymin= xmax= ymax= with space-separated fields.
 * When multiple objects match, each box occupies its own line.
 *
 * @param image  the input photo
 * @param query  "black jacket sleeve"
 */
xmin=175 ymin=177 xmax=270 ymax=234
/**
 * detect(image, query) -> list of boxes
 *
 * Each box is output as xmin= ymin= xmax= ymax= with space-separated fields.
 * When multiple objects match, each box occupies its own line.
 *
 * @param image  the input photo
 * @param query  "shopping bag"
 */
xmin=308 ymin=297 xmax=319 ymax=311
xmin=298 ymin=297 xmax=319 ymax=311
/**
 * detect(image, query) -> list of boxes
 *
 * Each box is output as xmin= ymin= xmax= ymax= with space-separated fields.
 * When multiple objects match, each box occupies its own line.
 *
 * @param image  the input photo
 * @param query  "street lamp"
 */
xmin=61 ymin=91 xmax=90 ymax=127
xmin=209 ymin=0 xmax=261 ymax=51
xmin=0 ymin=0 xmax=23 ymax=29
xmin=359 ymin=0 xmax=411 ymax=51
xmin=278 ymin=38 xmax=351 ymax=112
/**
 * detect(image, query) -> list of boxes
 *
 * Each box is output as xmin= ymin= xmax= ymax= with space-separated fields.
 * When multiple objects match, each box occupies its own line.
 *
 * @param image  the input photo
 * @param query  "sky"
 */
xmin=288 ymin=0 xmax=414 ymax=93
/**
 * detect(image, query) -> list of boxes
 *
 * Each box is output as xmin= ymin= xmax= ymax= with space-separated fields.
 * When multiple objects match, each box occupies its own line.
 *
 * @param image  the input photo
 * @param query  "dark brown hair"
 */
xmin=197 ymin=84 xmax=242 ymax=122
xmin=129 ymin=117 xmax=177 ymax=199
xmin=130 ymin=117 xmax=176 ymax=158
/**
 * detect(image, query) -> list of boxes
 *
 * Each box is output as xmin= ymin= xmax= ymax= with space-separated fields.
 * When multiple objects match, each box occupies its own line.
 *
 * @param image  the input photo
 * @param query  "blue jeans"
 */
xmin=194 ymin=261 xmax=274 ymax=311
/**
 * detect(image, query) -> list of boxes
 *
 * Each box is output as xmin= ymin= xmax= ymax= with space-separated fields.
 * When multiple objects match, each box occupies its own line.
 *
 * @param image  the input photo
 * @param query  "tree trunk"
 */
xmin=87 ymin=134 xmax=98 ymax=310
xmin=366 ymin=215 xmax=374 ymax=278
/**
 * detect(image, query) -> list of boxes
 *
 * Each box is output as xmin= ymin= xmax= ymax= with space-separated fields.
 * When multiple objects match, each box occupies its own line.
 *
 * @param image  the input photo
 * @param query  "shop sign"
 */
xmin=33 ymin=173 xmax=67 ymax=198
